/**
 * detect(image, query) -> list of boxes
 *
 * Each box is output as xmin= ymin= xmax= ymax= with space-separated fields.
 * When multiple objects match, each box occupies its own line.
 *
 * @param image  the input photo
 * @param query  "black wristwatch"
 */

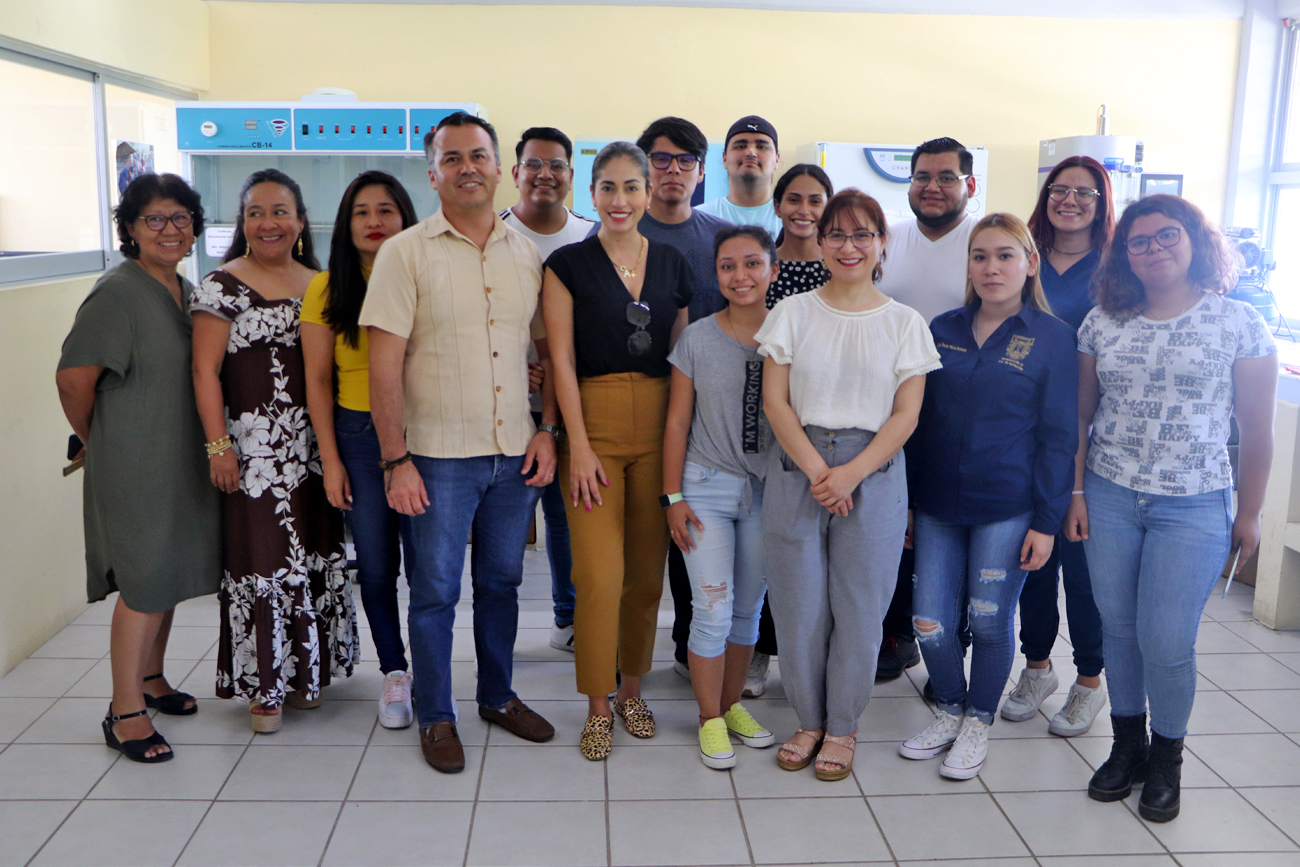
xmin=659 ymin=492 xmax=684 ymax=509
xmin=536 ymin=423 xmax=561 ymax=440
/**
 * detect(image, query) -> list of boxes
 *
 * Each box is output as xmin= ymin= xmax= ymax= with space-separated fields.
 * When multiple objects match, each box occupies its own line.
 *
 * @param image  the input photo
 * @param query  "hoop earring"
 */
xmin=296 ymin=235 xmax=303 ymax=257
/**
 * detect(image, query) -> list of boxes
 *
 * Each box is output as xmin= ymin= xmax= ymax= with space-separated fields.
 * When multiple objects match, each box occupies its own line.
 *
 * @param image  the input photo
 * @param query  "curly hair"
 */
xmin=1093 ymin=194 xmax=1237 ymax=320
xmin=114 ymin=173 xmax=205 ymax=259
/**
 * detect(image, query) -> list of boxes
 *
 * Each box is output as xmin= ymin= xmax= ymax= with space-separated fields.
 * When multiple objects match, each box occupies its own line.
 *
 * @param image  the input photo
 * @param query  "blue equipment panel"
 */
xmin=409 ymin=108 xmax=476 ymax=150
xmin=294 ymin=108 xmax=407 ymax=151
xmin=177 ymin=107 xmax=294 ymax=150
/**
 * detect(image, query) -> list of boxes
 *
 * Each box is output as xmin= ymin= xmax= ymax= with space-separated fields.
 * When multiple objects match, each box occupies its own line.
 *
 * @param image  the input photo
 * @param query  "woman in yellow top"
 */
xmin=301 ymin=170 xmax=418 ymax=728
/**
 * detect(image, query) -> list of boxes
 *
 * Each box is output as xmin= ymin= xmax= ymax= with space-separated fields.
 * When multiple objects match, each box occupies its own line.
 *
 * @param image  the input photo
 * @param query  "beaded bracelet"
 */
xmin=379 ymin=452 xmax=413 ymax=471
xmin=206 ymin=436 xmax=233 ymax=457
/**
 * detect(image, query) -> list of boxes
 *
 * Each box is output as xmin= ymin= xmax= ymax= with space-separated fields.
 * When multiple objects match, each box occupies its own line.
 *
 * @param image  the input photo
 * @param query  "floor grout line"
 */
xmin=315 ymin=713 xmax=377 ymax=867
xmin=461 ymin=717 xmax=491 ymax=867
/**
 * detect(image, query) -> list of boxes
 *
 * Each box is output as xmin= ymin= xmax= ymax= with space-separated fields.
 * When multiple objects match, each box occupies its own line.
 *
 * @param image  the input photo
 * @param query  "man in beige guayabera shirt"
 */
xmin=360 ymin=113 xmax=561 ymax=774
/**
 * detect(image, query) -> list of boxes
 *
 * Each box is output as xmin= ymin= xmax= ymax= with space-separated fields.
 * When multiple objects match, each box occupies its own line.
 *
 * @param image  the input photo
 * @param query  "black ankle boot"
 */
xmin=1088 ymin=713 xmax=1149 ymax=802
xmin=1139 ymin=732 xmax=1183 ymax=822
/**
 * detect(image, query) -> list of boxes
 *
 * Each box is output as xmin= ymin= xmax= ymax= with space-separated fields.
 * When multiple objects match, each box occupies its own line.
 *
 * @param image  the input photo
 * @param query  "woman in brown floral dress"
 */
xmin=191 ymin=168 xmax=357 ymax=733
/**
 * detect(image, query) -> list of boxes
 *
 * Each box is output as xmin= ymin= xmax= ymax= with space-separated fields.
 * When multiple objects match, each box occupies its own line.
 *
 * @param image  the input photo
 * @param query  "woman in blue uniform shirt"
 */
xmin=898 ymin=213 xmax=1078 ymax=780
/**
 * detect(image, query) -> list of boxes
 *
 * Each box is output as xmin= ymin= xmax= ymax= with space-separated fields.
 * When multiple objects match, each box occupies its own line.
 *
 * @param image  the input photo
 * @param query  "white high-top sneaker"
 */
xmin=940 ymin=716 xmax=990 ymax=780
xmin=899 ymin=710 xmax=963 ymax=760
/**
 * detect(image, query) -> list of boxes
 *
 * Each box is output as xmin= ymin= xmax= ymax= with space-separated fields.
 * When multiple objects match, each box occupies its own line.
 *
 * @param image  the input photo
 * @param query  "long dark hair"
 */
xmin=772 ymin=163 xmax=833 ymax=248
xmin=1093 ymin=194 xmax=1238 ymax=320
xmin=221 ymin=168 xmax=320 ymax=270
xmin=1027 ymin=156 xmax=1115 ymax=255
xmin=323 ymin=171 xmax=418 ymax=349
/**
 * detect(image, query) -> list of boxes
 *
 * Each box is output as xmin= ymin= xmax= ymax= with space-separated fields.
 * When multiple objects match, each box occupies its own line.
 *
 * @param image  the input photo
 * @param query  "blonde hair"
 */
xmin=964 ymin=212 xmax=1054 ymax=316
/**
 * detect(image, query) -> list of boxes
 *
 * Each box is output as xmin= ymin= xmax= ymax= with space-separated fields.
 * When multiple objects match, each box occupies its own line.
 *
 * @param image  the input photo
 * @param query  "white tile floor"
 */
xmin=3 ymin=550 xmax=1300 ymax=867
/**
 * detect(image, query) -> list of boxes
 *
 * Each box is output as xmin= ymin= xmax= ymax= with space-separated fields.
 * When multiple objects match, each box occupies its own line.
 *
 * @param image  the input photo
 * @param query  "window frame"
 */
xmin=0 ymin=39 xmax=197 ymax=290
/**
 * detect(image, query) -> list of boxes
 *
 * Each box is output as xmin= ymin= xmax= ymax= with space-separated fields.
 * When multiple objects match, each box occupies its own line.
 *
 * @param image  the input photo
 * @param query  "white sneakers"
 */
xmin=378 ymin=671 xmax=413 ymax=729
xmin=900 ymin=711 xmax=988 ymax=780
xmin=743 ymin=652 xmax=770 ymax=698
xmin=899 ymin=710 xmax=963 ymax=760
xmin=940 ymin=717 xmax=990 ymax=780
xmin=1048 ymin=681 xmax=1108 ymax=737
xmin=549 ymin=622 xmax=575 ymax=653
xmin=1000 ymin=664 xmax=1059 ymax=722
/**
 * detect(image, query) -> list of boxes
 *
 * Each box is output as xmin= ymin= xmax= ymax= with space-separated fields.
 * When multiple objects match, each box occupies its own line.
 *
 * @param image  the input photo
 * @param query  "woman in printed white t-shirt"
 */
xmin=757 ymin=189 xmax=941 ymax=782
xmin=1067 ymin=195 xmax=1277 ymax=823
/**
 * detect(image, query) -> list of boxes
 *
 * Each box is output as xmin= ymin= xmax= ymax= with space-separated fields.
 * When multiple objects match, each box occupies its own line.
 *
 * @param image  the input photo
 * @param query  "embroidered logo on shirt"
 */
xmin=936 ymin=341 xmax=967 ymax=353
xmin=1000 ymin=335 xmax=1035 ymax=370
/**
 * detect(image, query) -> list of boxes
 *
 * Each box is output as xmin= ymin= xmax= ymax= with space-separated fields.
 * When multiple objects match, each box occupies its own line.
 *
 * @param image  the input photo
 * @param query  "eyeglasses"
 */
xmin=139 ymin=213 xmax=193 ymax=231
xmin=910 ymin=172 xmax=970 ymax=188
xmin=626 ymin=301 xmax=652 ymax=356
xmin=520 ymin=158 xmax=570 ymax=174
xmin=648 ymin=152 xmax=701 ymax=171
xmin=822 ymin=230 xmax=881 ymax=249
xmin=1047 ymin=184 xmax=1101 ymax=204
xmin=1126 ymin=226 xmax=1183 ymax=255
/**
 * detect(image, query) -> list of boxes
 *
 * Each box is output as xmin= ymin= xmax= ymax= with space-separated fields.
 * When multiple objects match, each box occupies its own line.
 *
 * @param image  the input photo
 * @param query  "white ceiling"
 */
xmin=214 ymin=0 xmax=1247 ymax=18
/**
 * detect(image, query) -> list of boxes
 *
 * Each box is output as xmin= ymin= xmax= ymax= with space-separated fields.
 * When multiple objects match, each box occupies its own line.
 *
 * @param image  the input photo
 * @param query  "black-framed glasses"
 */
xmin=1126 ymin=226 xmax=1182 ymax=255
xmin=520 ymin=157 xmax=570 ymax=174
xmin=910 ymin=172 xmax=969 ymax=188
xmin=648 ymin=152 xmax=701 ymax=171
xmin=822 ymin=230 xmax=881 ymax=249
xmin=626 ymin=301 xmax=652 ymax=356
xmin=1047 ymin=184 xmax=1100 ymax=204
xmin=139 ymin=213 xmax=193 ymax=231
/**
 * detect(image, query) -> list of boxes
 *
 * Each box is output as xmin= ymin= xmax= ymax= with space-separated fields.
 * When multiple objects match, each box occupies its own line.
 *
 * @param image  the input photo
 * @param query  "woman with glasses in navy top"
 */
xmin=899 ymin=213 xmax=1078 ymax=781
xmin=543 ymin=142 xmax=692 ymax=761
xmin=1002 ymin=157 xmax=1115 ymax=738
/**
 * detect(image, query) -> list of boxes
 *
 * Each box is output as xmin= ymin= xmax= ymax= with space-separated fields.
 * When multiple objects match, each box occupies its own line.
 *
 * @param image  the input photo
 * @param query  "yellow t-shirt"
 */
xmin=300 ymin=267 xmax=372 ymax=412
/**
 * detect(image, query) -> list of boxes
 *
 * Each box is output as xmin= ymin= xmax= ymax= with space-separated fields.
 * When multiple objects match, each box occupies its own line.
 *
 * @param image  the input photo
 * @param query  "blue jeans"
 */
xmin=401 ymin=453 xmax=541 ymax=727
xmin=1018 ymin=535 xmax=1104 ymax=676
xmin=680 ymin=462 xmax=766 ymax=657
xmin=335 ymin=407 xmax=408 ymax=674
xmin=1082 ymin=470 xmax=1233 ymax=739
xmin=913 ymin=511 xmax=1034 ymax=725
xmin=533 ymin=413 xmax=574 ymax=628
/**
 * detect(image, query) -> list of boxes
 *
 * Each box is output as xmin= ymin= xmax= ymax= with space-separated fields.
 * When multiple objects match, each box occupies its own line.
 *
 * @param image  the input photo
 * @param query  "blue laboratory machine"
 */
xmin=176 ymin=97 xmax=486 ymax=279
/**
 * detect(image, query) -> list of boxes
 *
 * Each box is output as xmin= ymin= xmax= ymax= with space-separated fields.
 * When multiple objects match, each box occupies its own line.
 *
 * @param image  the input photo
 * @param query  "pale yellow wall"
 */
xmin=0 ymin=275 xmax=96 ymax=674
xmin=0 ymin=2 xmax=209 ymax=675
xmin=0 ymin=0 xmax=210 ymax=91
xmin=207 ymin=2 xmax=1239 ymax=221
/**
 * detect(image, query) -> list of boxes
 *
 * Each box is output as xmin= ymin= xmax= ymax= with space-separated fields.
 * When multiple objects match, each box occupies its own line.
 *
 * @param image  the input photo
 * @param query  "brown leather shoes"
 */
xmin=478 ymin=697 xmax=555 ymax=743
xmin=420 ymin=721 xmax=465 ymax=773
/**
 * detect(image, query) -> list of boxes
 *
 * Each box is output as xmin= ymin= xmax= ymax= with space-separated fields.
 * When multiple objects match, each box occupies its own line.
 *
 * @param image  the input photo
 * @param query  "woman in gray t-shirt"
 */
xmin=664 ymin=226 xmax=778 ymax=771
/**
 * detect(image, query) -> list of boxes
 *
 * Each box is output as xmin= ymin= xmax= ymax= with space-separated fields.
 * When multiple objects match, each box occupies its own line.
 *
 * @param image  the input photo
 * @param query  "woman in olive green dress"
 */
xmin=56 ymin=173 xmax=221 ymax=763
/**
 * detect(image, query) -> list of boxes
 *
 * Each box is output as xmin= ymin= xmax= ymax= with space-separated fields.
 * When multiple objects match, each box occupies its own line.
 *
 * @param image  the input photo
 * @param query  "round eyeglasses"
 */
xmin=822 ymin=230 xmax=880 ymax=250
xmin=1126 ymin=226 xmax=1182 ymax=255
xmin=1047 ymin=184 xmax=1100 ymax=204
xmin=520 ymin=158 xmax=570 ymax=174
xmin=139 ymin=213 xmax=193 ymax=231
xmin=648 ymin=152 xmax=701 ymax=171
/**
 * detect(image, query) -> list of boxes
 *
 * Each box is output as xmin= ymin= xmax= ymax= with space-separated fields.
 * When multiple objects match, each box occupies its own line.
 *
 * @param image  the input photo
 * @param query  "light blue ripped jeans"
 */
xmin=681 ymin=462 xmax=766 ymax=657
xmin=912 ymin=510 xmax=1034 ymax=725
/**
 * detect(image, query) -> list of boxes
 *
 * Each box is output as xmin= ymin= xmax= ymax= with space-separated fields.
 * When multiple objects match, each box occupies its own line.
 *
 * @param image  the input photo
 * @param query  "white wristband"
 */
xmin=1072 ymin=490 xmax=1085 ymax=497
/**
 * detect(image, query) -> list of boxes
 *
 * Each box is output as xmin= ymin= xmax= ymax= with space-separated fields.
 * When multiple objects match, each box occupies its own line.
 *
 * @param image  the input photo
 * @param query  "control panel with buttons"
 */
xmin=177 ymin=102 xmax=487 ymax=152
xmin=294 ymin=108 xmax=407 ymax=151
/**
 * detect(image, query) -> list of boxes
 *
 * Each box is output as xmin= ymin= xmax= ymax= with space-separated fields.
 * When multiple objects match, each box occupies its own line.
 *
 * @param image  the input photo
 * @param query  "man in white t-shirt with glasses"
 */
xmin=500 ymin=126 xmax=595 ymax=656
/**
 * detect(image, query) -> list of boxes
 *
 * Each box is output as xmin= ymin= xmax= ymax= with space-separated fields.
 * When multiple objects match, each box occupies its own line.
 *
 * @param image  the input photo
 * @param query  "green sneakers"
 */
xmin=724 ymin=702 xmax=775 ymax=748
xmin=699 ymin=717 xmax=736 ymax=769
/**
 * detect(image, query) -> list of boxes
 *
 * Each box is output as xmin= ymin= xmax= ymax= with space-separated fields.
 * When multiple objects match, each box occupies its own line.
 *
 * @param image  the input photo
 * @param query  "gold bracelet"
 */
xmin=206 ymin=436 xmax=233 ymax=457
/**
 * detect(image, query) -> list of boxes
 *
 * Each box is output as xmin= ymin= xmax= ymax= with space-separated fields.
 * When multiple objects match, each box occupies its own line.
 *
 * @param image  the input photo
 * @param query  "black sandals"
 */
xmin=102 ymin=705 xmax=174 ymax=763
xmin=142 ymin=673 xmax=198 ymax=716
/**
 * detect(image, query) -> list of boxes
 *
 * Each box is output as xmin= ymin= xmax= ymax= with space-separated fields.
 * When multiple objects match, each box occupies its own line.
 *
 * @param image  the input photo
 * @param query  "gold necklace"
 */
xmin=607 ymin=236 xmax=646 ymax=280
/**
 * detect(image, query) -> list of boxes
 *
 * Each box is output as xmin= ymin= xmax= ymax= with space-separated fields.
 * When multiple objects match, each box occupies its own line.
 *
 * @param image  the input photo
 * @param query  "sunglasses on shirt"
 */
xmin=627 ymin=301 xmax=651 ymax=356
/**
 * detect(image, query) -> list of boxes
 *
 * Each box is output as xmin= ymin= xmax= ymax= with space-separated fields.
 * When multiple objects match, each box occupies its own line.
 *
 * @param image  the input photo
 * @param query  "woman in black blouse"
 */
xmin=543 ymin=142 xmax=692 ymax=761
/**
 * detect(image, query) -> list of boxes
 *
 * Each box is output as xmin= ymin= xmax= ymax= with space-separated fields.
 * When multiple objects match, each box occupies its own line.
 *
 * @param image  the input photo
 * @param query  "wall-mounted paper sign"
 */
xmin=205 ymin=225 xmax=236 ymax=259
